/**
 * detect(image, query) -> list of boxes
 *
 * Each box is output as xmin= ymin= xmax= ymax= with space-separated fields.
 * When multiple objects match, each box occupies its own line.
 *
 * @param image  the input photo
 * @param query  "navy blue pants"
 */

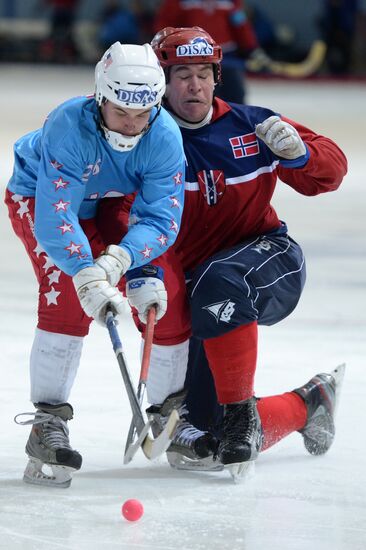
xmin=185 ymin=224 xmax=306 ymax=435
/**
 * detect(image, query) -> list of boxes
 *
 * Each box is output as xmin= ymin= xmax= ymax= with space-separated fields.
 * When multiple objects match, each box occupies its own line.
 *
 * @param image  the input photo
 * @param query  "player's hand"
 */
xmin=73 ymin=265 xmax=125 ymax=325
xmin=126 ymin=265 xmax=167 ymax=324
xmin=94 ymin=245 xmax=131 ymax=286
xmin=255 ymin=116 xmax=307 ymax=160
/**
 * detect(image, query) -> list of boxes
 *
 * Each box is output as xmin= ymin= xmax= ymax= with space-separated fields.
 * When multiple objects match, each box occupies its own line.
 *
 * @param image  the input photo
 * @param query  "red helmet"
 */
xmin=151 ymin=27 xmax=223 ymax=82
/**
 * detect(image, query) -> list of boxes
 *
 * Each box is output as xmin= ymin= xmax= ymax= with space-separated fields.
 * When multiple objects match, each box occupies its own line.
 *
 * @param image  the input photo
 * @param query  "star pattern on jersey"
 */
xmin=170 ymin=196 xmax=180 ymax=208
xmin=43 ymin=255 xmax=55 ymax=272
xmin=44 ymin=286 xmax=61 ymax=306
xmin=17 ymin=199 xmax=30 ymax=218
xmin=57 ymin=221 xmax=73 ymax=234
xmin=173 ymin=171 xmax=183 ymax=185
xmin=65 ymin=241 xmax=83 ymax=256
xmin=33 ymin=242 xmax=45 ymax=257
xmin=11 ymin=193 xmax=23 ymax=203
xmin=50 ymin=160 xmax=63 ymax=170
xmin=47 ymin=270 xmax=61 ymax=285
xmin=170 ymin=219 xmax=179 ymax=233
xmin=53 ymin=199 xmax=70 ymax=212
xmin=140 ymin=244 xmax=153 ymax=259
xmin=157 ymin=234 xmax=168 ymax=247
xmin=52 ymin=177 xmax=69 ymax=191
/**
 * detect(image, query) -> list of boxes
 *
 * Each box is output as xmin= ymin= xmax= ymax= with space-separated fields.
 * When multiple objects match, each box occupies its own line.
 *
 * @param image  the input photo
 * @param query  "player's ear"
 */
xmin=165 ymin=83 xmax=170 ymax=99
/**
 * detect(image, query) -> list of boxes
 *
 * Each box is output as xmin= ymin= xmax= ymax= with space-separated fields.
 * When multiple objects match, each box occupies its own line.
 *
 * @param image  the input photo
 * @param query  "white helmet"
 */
xmin=95 ymin=42 xmax=166 ymax=151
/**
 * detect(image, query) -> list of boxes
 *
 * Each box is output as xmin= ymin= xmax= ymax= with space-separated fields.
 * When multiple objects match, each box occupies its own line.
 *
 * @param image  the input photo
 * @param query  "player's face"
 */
xmin=101 ymin=102 xmax=151 ymax=136
xmin=167 ymin=64 xmax=215 ymax=123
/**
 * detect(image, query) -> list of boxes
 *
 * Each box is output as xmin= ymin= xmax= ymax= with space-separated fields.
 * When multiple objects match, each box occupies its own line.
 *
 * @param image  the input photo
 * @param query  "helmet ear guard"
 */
xmin=151 ymin=26 xmax=223 ymax=83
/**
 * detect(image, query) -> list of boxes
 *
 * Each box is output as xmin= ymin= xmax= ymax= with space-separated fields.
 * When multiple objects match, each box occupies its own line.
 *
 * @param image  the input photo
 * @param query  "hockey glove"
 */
xmin=73 ymin=265 xmax=125 ymax=325
xmin=255 ymin=116 xmax=307 ymax=160
xmin=126 ymin=265 xmax=167 ymax=324
xmin=94 ymin=245 xmax=131 ymax=286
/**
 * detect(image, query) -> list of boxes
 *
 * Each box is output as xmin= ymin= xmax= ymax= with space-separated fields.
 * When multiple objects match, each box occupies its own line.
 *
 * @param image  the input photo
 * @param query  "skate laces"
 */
xmin=157 ymin=403 xmax=207 ymax=448
xmin=172 ymin=404 xmax=207 ymax=447
xmin=14 ymin=411 xmax=72 ymax=450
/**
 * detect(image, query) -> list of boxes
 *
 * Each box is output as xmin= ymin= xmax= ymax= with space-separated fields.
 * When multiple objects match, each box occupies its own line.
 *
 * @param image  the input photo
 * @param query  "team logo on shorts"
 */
xmin=203 ymin=299 xmax=236 ymax=323
xmin=197 ymin=169 xmax=226 ymax=205
xmin=176 ymin=37 xmax=213 ymax=57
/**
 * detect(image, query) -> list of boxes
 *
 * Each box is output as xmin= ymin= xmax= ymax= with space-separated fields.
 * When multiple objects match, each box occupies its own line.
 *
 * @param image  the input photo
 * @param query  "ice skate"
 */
xmin=217 ymin=397 xmax=263 ymax=480
xmin=294 ymin=363 xmax=345 ymax=455
xmin=147 ymin=389 xmax=219 ymax=470
xmin=15 ymin=402 xmax=82 ymax=488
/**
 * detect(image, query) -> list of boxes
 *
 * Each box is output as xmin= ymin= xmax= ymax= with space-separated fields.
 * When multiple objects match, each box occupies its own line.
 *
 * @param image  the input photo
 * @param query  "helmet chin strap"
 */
xmin=99 ymin=103 xmax=162 ymax=152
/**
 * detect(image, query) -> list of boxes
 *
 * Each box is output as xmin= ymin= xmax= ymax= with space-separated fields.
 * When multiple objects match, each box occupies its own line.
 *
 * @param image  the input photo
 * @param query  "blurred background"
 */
xmin=0 ymin=0 xmax=365 ymax=78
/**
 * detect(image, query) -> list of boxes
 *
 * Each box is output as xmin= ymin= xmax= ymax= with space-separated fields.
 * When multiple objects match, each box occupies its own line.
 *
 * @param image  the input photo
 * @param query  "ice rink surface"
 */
xmin=0 ymin=64 xmax=365 ymax=550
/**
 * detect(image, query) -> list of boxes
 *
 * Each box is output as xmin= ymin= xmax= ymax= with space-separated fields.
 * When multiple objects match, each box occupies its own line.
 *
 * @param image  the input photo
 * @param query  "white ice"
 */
xmin=0 ymin=65 xmax=365 ymax=550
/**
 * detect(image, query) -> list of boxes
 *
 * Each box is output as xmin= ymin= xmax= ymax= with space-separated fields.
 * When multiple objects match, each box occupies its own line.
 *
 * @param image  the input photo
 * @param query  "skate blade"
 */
xmin=226 ymin=460 xmax=255 ymax=484
xmin=167 ymin=452 xmax=224 ymax=472
xmin=23 ymin=458 xmax=73 ymax=488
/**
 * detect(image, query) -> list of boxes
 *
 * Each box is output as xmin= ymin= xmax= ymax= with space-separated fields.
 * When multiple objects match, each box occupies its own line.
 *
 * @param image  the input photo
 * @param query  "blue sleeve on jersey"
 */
xmin=279 ymin=145 xmax=310 ymax=168
xmin=34 ymin=107 xmax=95 ymax=277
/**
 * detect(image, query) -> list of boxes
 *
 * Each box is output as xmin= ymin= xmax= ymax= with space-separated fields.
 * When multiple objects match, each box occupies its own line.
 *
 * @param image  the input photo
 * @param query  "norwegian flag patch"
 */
xmin=229 ymin=133 xmax=259 ymax=159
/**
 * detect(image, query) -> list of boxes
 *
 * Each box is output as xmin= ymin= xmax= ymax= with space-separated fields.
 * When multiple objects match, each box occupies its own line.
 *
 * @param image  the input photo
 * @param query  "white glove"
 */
xmin=127 ymin=276 xmax=167 ymax=324
xmin=73 ymin=265 xmax=125 ymax=326
xmin=255 ymin=116 xmax=306 ymax=160
xmin=94 ymin=245 xmax=131 ymax=286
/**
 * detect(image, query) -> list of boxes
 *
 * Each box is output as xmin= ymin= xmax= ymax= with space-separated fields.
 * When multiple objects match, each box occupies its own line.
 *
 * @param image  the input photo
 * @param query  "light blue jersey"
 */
xmin=8 ymin=96 xmax=185 ymax=276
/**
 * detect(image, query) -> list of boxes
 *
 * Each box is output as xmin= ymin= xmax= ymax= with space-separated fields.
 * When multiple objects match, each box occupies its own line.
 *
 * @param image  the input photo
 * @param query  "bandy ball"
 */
xmin=121 ymin=499 xmax=144 ymax=521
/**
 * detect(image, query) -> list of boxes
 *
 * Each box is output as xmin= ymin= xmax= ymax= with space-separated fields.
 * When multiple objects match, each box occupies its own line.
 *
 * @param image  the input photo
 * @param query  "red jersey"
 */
xmin=154 ymin=0 xmax=258 ymax=54
xmin=172 ymin=98 xmax=347 ymax=272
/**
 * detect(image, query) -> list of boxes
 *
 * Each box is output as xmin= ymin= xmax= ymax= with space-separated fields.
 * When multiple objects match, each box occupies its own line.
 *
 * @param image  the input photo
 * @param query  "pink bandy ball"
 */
xmin=121 ymin=499 xmax=144 ymax=522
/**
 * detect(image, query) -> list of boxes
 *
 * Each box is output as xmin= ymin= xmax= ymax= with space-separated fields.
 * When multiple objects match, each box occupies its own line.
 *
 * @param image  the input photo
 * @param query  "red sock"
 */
xmin=203 ymin=322 xmax=258 ymax=404
xmin=258 ymin=392 xmax=307 ymax=451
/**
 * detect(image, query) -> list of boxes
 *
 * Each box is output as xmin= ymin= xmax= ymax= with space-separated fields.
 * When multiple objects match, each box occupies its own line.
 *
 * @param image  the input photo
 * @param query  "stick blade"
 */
xmin=142 ymin=409 xmax=180 ymax=461
xmin=123 ymin=420 xmax=152 ymax=465
xmin=270 ymin=40 xmax=327 ymax=78
xmin=123 ymin=409 xmax=180 ymax=464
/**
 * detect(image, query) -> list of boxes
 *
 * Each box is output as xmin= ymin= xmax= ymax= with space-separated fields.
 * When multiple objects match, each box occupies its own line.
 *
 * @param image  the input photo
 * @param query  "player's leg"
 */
xmin=189 ymin=225 xmax=306 ymax=467
xmin=185 ymin=340 xmax=344 ymax=457
xmin=6 ymin=191 xmax=100 ymax=485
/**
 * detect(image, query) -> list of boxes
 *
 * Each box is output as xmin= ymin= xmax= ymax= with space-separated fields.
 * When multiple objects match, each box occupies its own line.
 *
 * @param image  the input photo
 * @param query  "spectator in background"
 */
xmin=99 ymin=1 xmax=140 ymax=50
xmin=153 ymin=0 xmax=268 ymax=104
xmin=319 ymin=0 xmax=359 ymax=74
xmin=39 ymin=0 xmax=80 ymax=63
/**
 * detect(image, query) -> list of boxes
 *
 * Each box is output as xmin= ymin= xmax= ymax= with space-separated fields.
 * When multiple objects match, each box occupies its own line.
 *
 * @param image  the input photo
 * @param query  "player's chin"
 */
xmin=183 ymin=102 xmax=209 ymax=122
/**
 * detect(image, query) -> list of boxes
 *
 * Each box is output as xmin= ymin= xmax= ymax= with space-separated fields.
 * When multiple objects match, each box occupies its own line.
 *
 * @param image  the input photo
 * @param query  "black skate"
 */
xmin=217 ymin=397 xmax=263 ymax=480
xmin=294 ymin=363 xmax=345 ymax=455
xmin=147 ymin=389 xmax=219 ymax=470
xmin=15 ymin=402 xmax=82 ymax=488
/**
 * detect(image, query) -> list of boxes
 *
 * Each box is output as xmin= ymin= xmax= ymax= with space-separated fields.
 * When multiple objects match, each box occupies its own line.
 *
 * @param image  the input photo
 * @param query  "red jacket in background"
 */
xmin=154 ymin=0 xmax=258 ymax=54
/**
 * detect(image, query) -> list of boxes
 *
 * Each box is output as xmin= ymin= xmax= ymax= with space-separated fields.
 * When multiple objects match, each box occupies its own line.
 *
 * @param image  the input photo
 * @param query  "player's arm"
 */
xmin=34 ymin=143 xmax=94 ymax=276
xmin=230 ymin=0 xmax=260 ymax=53
xmin=256 ymin=115 xmax=347 ymax=195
